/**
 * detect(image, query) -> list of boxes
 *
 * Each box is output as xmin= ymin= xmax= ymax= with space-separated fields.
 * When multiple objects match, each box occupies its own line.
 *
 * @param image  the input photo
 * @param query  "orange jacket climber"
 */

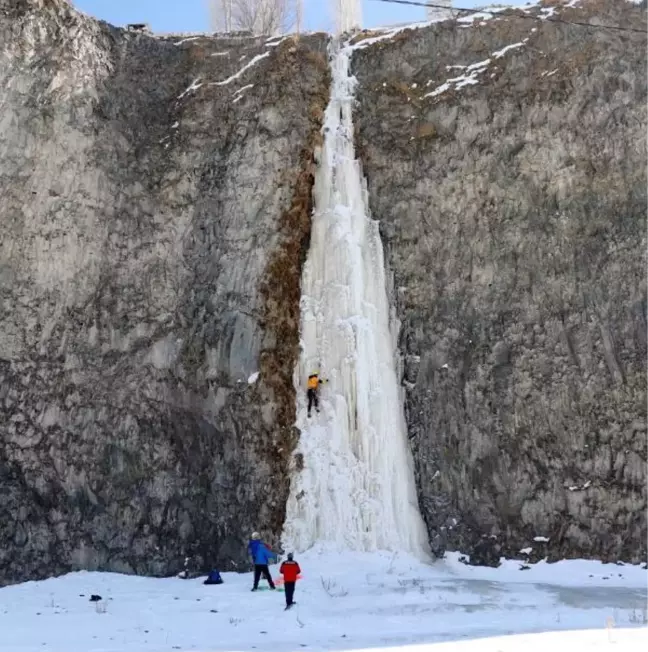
xmin=306 ymin=373 xmax=326 ymax=417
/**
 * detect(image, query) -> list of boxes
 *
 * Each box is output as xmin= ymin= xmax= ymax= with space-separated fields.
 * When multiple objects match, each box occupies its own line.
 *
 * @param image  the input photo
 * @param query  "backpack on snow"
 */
xmin=204 ymin=569 xmax=223 ymax=585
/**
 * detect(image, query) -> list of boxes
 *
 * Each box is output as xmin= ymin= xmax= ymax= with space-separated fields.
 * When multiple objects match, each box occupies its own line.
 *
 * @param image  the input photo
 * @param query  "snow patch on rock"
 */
xmin=211 ymin=51 xmax=270 ymax=86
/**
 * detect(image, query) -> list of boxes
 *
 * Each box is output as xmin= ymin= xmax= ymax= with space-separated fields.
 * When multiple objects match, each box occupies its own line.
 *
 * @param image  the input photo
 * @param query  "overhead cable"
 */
xmin=370 ymin=0 xmax=648 ymax=34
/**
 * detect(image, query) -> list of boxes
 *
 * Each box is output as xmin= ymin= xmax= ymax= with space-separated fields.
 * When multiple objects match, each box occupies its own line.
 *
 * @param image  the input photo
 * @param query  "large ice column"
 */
xmin=334 ymin=0 xmax=362 ymax=34
xmin=282 ymin=40 xmax=430 ymax=559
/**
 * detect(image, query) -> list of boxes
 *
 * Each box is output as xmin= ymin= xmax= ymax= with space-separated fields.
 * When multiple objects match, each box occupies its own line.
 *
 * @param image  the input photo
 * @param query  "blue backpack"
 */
xmin=204 ymin=569 xmax=223 ymax=585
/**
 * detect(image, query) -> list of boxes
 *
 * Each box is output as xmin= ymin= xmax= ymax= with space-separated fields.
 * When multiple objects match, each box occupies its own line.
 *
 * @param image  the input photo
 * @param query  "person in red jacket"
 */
xmin=279 ymin=553 xmax=301 ymax=609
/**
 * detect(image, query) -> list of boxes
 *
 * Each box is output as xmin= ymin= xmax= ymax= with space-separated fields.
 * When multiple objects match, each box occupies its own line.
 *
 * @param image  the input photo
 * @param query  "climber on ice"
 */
xmin=306 ymin=373 xmax=327 ymax=418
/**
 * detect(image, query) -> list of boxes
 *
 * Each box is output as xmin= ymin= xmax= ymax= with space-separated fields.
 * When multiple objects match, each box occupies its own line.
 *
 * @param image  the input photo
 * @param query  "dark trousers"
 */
xmin=253 ymin=564 xmax=274 ymax=589
xmin=284 ymin=581 xmax=296 ymax=606
xmin=307 ymin=388 xmax=318 ymax=413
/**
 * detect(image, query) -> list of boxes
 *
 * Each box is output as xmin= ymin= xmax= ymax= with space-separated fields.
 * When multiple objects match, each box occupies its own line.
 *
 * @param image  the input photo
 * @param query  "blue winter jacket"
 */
xmin=247 ymin=539 xmax=260 ymax=559
xmin=248 ymin=539 xmax=275 ymax=565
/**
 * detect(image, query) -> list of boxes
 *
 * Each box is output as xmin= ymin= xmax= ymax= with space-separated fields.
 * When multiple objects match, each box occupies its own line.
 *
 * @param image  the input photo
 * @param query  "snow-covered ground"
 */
xmin=1 ymin=550 xmax=645 ymax=652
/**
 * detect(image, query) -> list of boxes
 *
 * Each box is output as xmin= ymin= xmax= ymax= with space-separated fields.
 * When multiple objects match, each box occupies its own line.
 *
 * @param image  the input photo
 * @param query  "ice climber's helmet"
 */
xmin=251 ymin=532 xmax=260 ymax=540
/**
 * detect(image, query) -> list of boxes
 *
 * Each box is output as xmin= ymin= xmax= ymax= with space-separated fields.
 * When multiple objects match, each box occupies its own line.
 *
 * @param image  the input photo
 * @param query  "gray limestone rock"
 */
xmin=0 ymin=0 xmax=330 ymax=584
xmin=1 ymin=0 xmax=645 ymax=584
xmin=352 ymin=0 xmax=647 ymax=564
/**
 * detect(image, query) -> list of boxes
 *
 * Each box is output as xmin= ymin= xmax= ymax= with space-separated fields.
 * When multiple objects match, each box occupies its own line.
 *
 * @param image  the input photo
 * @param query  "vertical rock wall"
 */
xmin=0 ymin=0 xmax=330 ymax=583
xmin=351 ymin=0 xmax=647 ymax=564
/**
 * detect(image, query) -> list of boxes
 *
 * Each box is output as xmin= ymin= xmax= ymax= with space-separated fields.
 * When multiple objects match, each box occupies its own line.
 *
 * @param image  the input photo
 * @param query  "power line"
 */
xmin=370 ymin=0 xmax=648 ymax=35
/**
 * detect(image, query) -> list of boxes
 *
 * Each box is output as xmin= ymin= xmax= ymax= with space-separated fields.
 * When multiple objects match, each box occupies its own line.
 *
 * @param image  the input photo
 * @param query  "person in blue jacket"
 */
xmin=248 ymin=531 xmax=277 ymax=591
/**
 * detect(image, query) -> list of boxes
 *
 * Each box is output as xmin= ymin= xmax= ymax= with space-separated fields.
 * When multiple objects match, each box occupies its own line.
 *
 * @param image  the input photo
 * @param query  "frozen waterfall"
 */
xmin=281 ymin=39 xmax=430 ymax=559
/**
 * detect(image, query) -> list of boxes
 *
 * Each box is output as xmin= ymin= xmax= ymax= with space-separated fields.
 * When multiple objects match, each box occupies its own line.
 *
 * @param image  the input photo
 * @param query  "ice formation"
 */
xmin=282 ymin=36 xmax=429 ymax=559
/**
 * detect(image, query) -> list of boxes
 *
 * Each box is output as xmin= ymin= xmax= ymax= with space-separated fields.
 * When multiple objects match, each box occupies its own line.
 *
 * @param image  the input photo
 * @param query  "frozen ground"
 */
xmin=1 ymin=550 xmax=645 ymax=652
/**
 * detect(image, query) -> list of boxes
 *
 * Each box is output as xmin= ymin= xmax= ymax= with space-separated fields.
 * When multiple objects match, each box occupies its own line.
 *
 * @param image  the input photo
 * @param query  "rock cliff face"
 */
xmin=1 ymin=0 xmax=645 ymax=585
xmin=352 ymin=0 xmax=647 ymax=564
xmin=0 ymin=0 xmax=329 ymax=583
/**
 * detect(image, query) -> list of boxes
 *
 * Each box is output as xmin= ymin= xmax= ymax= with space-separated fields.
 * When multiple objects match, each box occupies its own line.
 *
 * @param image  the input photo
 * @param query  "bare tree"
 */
xmin=208 ymin=0 xmax=233 ymax=32
xmin=331 ymin=0 xmax=362 ymax=34
xmin=426 ymin=0 xmax=454 ymax=21
xmin=208 ymin=0 xmax=299 ymax=35
xmin=208 ymin=0 xmax=230 ymax=31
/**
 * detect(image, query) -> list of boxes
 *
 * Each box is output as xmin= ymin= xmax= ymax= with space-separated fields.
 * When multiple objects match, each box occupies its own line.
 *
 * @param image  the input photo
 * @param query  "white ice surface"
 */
xmin=281 ymin=38 xmax=429 ymax=559
xmin=1 ymin=551 xmax=645 ymax=652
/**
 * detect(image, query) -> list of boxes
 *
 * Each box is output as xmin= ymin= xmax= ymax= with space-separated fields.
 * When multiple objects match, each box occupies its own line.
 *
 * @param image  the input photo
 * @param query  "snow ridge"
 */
xmin=282 ymin=38 xmax=430 ymax=559
xmin=424 ymin=38 xmax=530 ymax=99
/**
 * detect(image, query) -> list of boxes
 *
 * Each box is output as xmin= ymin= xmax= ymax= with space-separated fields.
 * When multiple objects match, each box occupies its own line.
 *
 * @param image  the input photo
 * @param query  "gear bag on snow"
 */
xmin=204 ymin=569 xmax=223 ymax=585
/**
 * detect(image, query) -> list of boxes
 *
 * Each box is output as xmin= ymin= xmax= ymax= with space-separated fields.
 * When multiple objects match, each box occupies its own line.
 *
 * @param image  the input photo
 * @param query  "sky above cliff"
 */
xmin=72 ymin=1 xmax=528 ymax=34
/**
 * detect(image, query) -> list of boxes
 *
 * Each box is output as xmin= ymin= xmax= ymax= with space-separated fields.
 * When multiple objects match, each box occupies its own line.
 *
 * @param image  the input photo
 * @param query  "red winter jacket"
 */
xmin=279 ymin=560 xmax=301 ymax=582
